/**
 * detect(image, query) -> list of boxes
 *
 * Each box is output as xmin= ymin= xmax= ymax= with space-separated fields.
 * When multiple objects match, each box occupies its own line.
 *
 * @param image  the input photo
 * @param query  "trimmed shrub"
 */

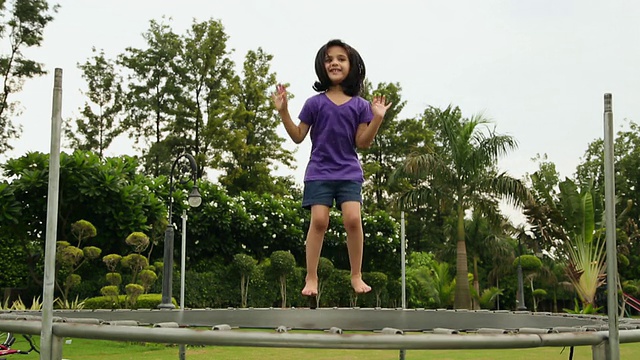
xmin=84 ymin=294 xmax=176 ymax=309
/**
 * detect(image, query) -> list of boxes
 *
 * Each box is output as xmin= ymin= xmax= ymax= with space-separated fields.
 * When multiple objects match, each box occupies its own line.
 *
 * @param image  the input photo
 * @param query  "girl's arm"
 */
xmin=280 ymin=109 xmax=310 ymax=144
xmin=355 ymin=96 xmax=392 ymax=149
xmin=272 ymin=84 xmax=310 ymax=144
xmin=355 ymin=114 xmax=383 ymax=149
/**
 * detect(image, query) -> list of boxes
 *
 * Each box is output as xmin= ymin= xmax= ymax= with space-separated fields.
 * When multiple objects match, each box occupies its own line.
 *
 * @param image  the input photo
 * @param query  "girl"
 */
xmin=272 ymin=39 xmax=391 ymax=297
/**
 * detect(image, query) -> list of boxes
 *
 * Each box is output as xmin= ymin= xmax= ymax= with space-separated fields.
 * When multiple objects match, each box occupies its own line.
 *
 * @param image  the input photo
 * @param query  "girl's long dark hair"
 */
xmin=312 ymin=39 xmax=366 ymax=97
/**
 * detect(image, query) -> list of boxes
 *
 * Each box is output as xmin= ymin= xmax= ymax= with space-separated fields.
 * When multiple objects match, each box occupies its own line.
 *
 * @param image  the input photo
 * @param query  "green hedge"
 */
xmin=84 ymin=293 xmax=176 ymax=309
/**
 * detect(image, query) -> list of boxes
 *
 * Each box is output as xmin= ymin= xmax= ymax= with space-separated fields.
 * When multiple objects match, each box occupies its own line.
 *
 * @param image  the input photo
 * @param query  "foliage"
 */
xmin=575 ymin=121 xmax=640 ymax=284
xmin=269 ymin=250 xmax=296 ymax=308
xmin=478 ymin=287 xmax=503 ymax=310
xmin=560 ymin=181 xmax=606 ymax=308
xmin=84 ymin=293 xmax=175 ymax=310
xmin=404 ymin=252 xmax=455 ymax=308
xmin=0 ymin=233 xmax=29 ymax=288
xmin=513 ymin=255 xmax=543 ymax=272
xmin=118 ymin=18 xmax=183 ymax=177
xmin=54 ymin=295 xmax=86 ymax=310
xmin=55 ymin=219 xmax=101 ymax=303
xmin=100 ymin=285 xmax=120 ymax=307
xmin=360 ymin=81 xmax=427 ymax=212
xmin=219 ymin=47 xmax=296 ymax=195
xmin=66 ymin=47 xmax=124 ymax=157
xmin=394 ymin=105 xmax=531 ymax=309
xmin=0 ymin=0 xmax=58 ymax=153
xmin=232 ymin=253 xmax=257 ymax=308
xmin=102 ymin=254 xmax=122 ymax=272
xmin=125 ymin=283 xmax=144 ymax=308
xmin=532 ymin=289 xmax=547 ymax=298
xmin=563 ymin=298 xmax=602 ymax=315
xmin=105 ymin=273 xmax=122 ymax=286
xmin=1 ymin=151 xmax=165 ymax=294
xmin=316 ymin=257 xmax=334 ymax=307
xmin=9 ymin=296 xmax=43 ymax=311
xmin=171 ymin=18 xmax=236 ymax=177
xmin=364 ymin=272 xmax=388 ymax=307
xmin=121 ymin=254 xmax=149 ymax=284
xmin=138 ymin=269 xmax=157 ymax=293
xmin=126 ymin=232 xmax=150 ymax=253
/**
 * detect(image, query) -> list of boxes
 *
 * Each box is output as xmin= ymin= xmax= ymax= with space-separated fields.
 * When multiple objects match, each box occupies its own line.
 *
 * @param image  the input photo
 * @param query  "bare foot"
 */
xmin=301 ymin=277 xmax=318 ymax=296
xmin=351 ymin=276 xmax=371 ymax=294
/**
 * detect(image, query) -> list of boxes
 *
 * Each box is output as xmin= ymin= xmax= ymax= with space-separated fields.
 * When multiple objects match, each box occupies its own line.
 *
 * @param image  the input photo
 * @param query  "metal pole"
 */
xmin=516 ymin=237 xmax=527 ymax=311
xmin=41 ymin=68 xmax=63 ymax=359
xmin=603 ymin=93 xmax=619 ymax=359
xmin=159 ymin=225 xmax=175 ymax=309
xmin=159 ymin=154 xmax=200 ymax=309
xmin=399 ymin=211 xmax=406 ymax=360
xmin=159 ymin=159 xmax=178 ymax=309
xmin=179 ymin=209 xmax=187 ymax=359
xmin=400 ymin=211 xmax=406 ymax=309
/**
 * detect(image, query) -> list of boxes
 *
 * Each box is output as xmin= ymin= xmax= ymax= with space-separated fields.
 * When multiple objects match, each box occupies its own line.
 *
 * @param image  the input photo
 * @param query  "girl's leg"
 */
xmin=341 ymin=201 xmax=371 ymax=294
xmin=302 ymin=205 xmax=330 ymax=296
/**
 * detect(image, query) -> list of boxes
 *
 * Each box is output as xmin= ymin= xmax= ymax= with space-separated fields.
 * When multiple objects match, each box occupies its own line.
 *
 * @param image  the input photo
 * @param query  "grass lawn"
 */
xmin=9 ymin=332 xmax=640 ymax=360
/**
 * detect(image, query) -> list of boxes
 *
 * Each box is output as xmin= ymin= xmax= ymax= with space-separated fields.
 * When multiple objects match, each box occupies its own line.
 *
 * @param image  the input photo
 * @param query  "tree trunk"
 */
xmin=454 ymin=202 xmax=472 ymax=309
xmin=473 ymin=256 xmax=481 ymax=310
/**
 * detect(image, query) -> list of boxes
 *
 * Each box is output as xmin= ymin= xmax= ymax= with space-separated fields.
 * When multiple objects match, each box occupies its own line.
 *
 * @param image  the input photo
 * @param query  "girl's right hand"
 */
xmin=272 ymin=84 xmax=288 ymax=112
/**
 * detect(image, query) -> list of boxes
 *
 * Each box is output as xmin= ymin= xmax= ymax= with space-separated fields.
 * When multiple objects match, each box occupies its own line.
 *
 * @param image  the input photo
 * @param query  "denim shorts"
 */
xmin=302 ymin=180 xmax=363 ymax=210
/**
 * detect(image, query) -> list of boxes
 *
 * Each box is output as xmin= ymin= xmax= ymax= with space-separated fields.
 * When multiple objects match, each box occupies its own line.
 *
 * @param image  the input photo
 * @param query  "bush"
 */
xmin=84 ymin=293 xmax=176 ymax=309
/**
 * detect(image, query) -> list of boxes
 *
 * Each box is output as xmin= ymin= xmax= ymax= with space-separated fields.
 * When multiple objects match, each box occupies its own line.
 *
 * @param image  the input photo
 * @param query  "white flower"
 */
xmin=272 ymin=234 xmax=276 ymax=238
xmin=241 ymin=244 xmax=247 ymax=249
xmin=262 ymin=222 xmax=267 ymax=227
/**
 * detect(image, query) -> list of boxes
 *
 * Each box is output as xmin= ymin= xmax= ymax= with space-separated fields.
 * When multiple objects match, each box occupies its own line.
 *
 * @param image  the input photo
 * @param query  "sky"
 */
xmin=4 ymin=0 xmax=640 ymax=221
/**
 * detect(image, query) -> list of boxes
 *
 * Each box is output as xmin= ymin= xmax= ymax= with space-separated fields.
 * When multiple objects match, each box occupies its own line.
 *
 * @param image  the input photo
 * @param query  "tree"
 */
xmin=561 ymin=182 xmax=606 ymax=309
xmin=66 ymin=48 xmax=124 ymax=157
xmin=394 ymin=105 xmax=531 ymax=309
xmin=0 ymin=0 xmax=58 ymax=153
xmin=171 ymin=18 xmax=235 ymax=177
xmin=55 ymin=220 xmax=102 ymax=304
xmin=365 ymin=271 xmax=388 ymax=307
xmin=316 ymin=257 xmax=334 ymax=308
xmin=269 ymin=250 xmax=296 ymax=308
xmin=526 ymin=173 xmax=608 ymax=310
xmin=514 ymin=254 xmax=543 ymax=311
xmin=575 ymin=121 xmax=640 ymax=282
xmin=464 ymin=214 xmax=513 ymax=309
xmin=522 ymin=154 xmax=568 ymax=256
xmin=118 ymin=18 xmax=182 ymax=176
xmin=233 ymin=253 xmax=257 ymax=308
xmin=1 ymin=150 xmax=165 ymax=289
xmin=359 ymin=81 xmax=416 ymax=211
xmin=219 ymin=48 xmax=295 ymax=195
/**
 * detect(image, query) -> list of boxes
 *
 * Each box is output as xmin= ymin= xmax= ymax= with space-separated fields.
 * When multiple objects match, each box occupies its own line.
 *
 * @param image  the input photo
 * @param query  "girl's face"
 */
xmin=324 ymin=45 xmax=350 ymax=85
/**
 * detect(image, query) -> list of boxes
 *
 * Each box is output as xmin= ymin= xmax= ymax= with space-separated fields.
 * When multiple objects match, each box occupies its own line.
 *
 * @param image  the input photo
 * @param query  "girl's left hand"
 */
xmin=372 ymin=95 xmax=392 ymax=118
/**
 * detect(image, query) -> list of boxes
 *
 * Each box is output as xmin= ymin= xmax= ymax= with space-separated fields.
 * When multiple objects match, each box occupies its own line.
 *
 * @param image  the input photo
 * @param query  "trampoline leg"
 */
xmin=399 ymin=349 xmax=406 ymax=359
xmin=308 ymin=296 xmax=317 ymax=309
xmin=591 ymin=343 xmax=607 ymax=360
xmin=52 ymin=335 xmax=64 ymax=360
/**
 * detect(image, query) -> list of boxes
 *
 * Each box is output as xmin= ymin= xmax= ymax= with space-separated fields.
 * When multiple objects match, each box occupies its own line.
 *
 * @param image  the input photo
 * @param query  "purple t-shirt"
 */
xmin=298 ymin=93 xmax=373 ymax=182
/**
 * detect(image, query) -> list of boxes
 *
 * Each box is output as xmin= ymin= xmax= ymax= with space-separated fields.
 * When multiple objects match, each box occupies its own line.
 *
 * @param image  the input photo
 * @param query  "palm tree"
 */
xmin=393 ymin=106 xmax=531 ymax=309
xmin=465 ymin=214 xmax=514 ymax=309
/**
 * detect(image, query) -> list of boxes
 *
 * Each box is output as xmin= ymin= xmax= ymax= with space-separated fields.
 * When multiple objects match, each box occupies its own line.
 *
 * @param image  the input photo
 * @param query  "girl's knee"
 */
xmin=342 ymin=213 xmax=362 ymax=232
xmin=310 ymin=215 xmax=329 ymax=233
